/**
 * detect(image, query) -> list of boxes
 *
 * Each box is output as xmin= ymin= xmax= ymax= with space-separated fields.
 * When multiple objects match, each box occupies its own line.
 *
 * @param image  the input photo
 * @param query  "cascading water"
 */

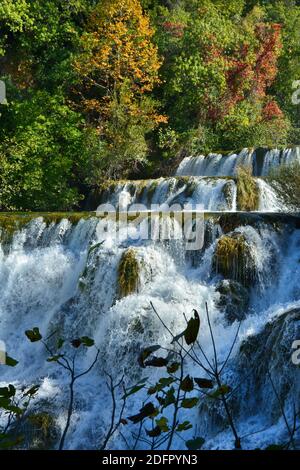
xmin=0 ymin=212 xmax=299 ymax=449
xmin=91 ymin=146 xmax=300 ymax=213
xmin=176 ymin=146 xmax=300 ymax=177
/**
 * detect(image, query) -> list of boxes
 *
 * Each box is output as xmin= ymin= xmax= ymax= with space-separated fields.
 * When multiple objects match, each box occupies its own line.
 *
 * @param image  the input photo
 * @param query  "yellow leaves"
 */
xmin=72 ymin=0 xmax=163 ymax=132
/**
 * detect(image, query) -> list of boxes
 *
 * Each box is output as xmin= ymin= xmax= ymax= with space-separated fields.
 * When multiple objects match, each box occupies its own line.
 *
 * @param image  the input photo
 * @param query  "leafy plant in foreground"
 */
xmin=25 ymin=327 xmax=99 ymax=450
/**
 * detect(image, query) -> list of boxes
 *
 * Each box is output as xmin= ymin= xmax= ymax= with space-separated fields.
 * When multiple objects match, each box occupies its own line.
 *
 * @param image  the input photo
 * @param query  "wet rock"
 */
xmin=236 ymin=308 xmax=300 ymax=423
xmin=213 ymin=232 xmax=257 ymax=286
xmin=215 ymin=279 xmax=249 ymax=324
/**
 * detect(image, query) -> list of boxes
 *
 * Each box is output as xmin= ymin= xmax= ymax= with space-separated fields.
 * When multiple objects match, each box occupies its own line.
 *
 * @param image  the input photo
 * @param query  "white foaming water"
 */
xmin=100 ymin=177 xmax=237 ymax=211
xmin=176 ymin=148 xmax=254 ymax=177
xmin=176 ymin=146 xmax=300 ymax=177
xmin=0 ymin=215 xmax=299 ymax=449
xmin=100 ymin=176 xmax=291 ymax=213
xmin=260 ymin=147 xmax=300 ymax=176
xmin=257 ymin=179 xmax=287 ymax=212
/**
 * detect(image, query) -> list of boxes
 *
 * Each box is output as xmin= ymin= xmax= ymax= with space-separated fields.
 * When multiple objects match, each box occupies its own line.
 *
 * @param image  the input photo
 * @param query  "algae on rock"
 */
xmin=236 ymin=166 xmax=259 ymax=211
xmin=118 ymin=248 xmax=140 ymax=297
xmin=213 ymin=232 xmax=256 ymax=286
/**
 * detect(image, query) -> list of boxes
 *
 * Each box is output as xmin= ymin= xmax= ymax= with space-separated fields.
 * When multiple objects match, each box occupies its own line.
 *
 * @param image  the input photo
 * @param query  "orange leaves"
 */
xmin=77 ymin=0 xmax=161 ymax=95
xmin=262 ymin=100 xmax=283 ymax=121
xmin=73 ymin=0 xmax=163 ymax=128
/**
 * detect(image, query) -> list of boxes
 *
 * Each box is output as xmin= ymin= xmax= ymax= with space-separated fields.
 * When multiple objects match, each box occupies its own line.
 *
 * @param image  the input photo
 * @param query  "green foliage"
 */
xmin=0 ymin=349 xmax=40 ymax=449
xmin=269 ymin=161 xmax=300 ymax=209
xmin=0 ymin=0 xmax=299 ymax=208
xmin=0 ymin=91 xmax=95 ymax=210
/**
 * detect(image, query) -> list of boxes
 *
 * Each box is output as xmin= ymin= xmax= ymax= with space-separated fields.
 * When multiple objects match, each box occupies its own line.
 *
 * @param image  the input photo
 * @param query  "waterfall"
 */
xmin=1 ymin=214 xmax=299 ymax=449
xmin=176 ymin=146 xmax=300 ymax=177
xmin=98 ymin=177 xmax=237 ymax=212
xmin=95 ymin=176 xmax=293 ymax=213
xmin=176 ymin=148 xmax=254 ymax=177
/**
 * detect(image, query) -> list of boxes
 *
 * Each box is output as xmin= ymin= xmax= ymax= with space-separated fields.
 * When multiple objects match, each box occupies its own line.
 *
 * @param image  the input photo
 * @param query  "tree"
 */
xmin=0 ymin=90 xmax=95 ymax=211
xmin=154 ymin=0 xmax=289 ymax=152
xmin=73 ymin=0 xmax=166 ymax=176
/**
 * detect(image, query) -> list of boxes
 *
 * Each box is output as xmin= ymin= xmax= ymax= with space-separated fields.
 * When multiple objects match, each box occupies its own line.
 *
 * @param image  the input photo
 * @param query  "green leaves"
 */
xmin=176 ymin=421 xmax=193 ymax=432
xmin=184 ymin=310 xmax=200 ymax=346
xmin=145 ymin=357 xmax=169 ymax=367
xmin=186 ymin=437 xmax=205 ymax=450
xmin=81 ymin=336 xmax=95 ymax=347
xmin=47 ymin=355 xmax=64 ymax=363
xmin=123 ymin=378 xmax=148 ymax=399
xmin=167 ymin=362 xmax=180 ymax=374
xmin=71 ymin=336 xmax=94 ymax=348
xmin=180 ymin=375 xmax=194 ymax=392
xmin=25 ymin=327 xmax=42 ymax=342
xmin=128 ymin=403 xmax=158 ymax=424
xmin=181 ymin=397 xmax=199 ymax=409
xmin=194 ymin=378 xmax=214 ymax=389
xmin=5 ymin=356 xmax=18 ymax=367
xmin=163 ymin=387 xmax=176 ymax=408
xmin=147 ymin=377 xmax=175 ymax=395
xmin=138 ymin=344 xmax=169 ymax=368
xmin=156 ymin=416 xmax=169 ymax=432
xmin=138 ymin=345 xmax=161 ymax=368
xmin=210 ymin=384 xmax=231 ymax=399
xmin=0 ymin=385 xmax=16 ymax=399
xmin=172 ymin=310 xmax=200 ymax=346
xmin=24 ymin=385 xmax=39 ymax=397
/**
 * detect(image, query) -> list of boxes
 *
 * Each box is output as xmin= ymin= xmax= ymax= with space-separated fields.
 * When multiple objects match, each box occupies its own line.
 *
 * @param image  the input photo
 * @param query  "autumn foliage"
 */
xmin=74 ymin=0 xmax=165 ymax=126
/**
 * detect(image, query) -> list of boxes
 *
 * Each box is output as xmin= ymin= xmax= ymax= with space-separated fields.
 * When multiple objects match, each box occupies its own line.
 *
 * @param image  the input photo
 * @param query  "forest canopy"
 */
xmin=0 ymin=0 xmax=300 ymax=210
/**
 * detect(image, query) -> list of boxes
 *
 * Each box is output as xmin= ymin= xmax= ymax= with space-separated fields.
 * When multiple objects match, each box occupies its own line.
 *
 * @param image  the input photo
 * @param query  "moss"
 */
xmin=147 ymin=180 xmax=159 ymax=202
xmin=218 ymin=213 xmax=249 ymax=233
xmin=221 ymin=181 xmax=232 ymax=208
xmin=118 ymin=248 xmax=140 ymax=298
xmin=236 ymin=166 xmax=259 ymax=211
xmin=0 ymin=212 xmax=93 ymax=244
xmin=213 ymin=232 xmax=255 ymax=286
xmin=27 ymin=412 xmax=58 ymax=450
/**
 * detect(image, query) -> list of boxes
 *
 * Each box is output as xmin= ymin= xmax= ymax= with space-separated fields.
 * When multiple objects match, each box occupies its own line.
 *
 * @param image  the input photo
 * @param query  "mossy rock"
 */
xmin=213 ymin=232 xmax=256 ymax=286
xmin=236 ymin=166 xmax=259 ymax=211
xmin=11 ymin=412 xmax=58 ymax=450
xmin=27 ymin=413 xmax=58 ymax=450
xmin=215 ymin=279 xmax=250 ymax=324
xmin=0 ymin=213 xmax=92 ymax=245
xmin=118 ymin=248 xmax=140 ymax=298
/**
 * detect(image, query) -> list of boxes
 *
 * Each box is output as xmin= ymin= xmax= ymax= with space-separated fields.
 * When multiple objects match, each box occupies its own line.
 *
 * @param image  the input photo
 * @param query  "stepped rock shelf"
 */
xmin=1 ymin=146 xmax=299 ymax=450
xmin=88 ymin=146 xmax=300 ymax=213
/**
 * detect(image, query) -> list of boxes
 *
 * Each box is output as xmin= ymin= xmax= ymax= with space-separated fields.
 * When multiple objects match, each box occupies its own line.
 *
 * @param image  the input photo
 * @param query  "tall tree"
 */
xmin=73 ymin=0 xmax=165 ymax=177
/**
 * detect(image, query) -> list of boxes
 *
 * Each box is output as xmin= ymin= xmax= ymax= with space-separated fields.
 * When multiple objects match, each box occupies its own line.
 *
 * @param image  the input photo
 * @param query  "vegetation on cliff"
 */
xmin=0 ymin=0 xmax=300 ymax=210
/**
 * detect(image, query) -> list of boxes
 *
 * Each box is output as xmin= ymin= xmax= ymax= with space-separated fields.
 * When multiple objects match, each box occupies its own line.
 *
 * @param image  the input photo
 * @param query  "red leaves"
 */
xmin=162 ymin=21 xmax=184 ymax=38
xmin=203 ymin=21 xmax=283 ymax=124
xmin=253 ymin=23 xmax=282 ymax=98
xmin=262 ymin=100 xmax=283 ymax=121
